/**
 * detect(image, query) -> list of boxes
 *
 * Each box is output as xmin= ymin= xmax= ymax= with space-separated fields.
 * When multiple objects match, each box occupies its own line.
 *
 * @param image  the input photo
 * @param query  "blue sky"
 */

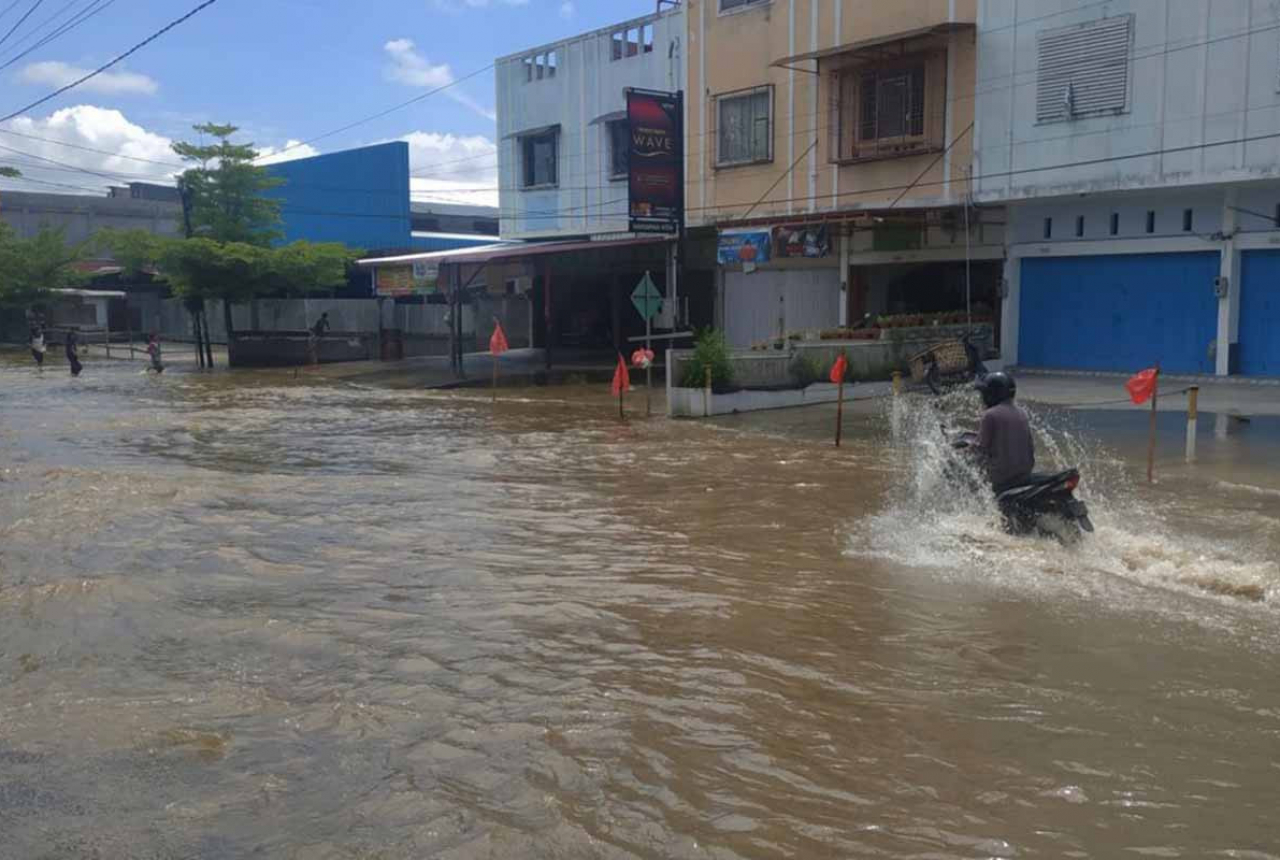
xmin=0 ymin=0 xmax=657 ymax=203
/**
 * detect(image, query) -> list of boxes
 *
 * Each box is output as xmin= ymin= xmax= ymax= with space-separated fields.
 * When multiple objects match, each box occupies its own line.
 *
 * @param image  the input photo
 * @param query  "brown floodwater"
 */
xmin=2 ymin=352 xmax=1279 ymax=859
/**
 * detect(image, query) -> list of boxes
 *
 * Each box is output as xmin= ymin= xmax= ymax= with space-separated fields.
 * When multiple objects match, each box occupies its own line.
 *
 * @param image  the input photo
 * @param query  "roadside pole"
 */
xmin=645 ymin=307 xmax=652 ymax=417
xmin=1146 ymin=369 xmax=1160 ymax=483
xmin=1186 ymin=385 xmax=1200 ymax=463
xmin=835 ymin=375 xmax=845 ymax=448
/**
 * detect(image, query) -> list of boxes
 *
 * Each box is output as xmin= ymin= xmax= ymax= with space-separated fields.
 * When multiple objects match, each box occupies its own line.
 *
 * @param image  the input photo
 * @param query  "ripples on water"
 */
xmin=2 ymin=355 xmax=1279 ymax=859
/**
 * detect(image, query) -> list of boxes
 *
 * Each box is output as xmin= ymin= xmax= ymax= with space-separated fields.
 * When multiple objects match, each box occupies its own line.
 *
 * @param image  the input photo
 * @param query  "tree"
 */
xmin=268 ymin=241 xmax=358 ymax=297
xmin=159 ymin=239 xmax=357 ymax=309
xmin=0 ymin=222 xmax=85 ymax=308
xmin=94 ymin=228 xmax=163 ymax=280
xmin=0 ymin=167 xmax=20 ymax=179
xmin=173 ymin=123 xmax=283 ymax=246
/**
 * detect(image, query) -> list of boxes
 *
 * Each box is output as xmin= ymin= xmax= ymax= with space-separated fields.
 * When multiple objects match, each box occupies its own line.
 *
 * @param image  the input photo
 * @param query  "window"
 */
xmin=1075 ymin=215 xmax=1085 ymax=237
xmin=1183 ymin=208 xmax=1194 ymax=232
xmin=1146 ymin=210 xmax=1156 ymax=233
xmin=1036 ymin=15 xmax=1133 ymax=122
xmin=413 ymin=216 xmax=440 ymax=232
xmin=716 ymin=86 xmax=773 ymax=166
xmin=524 ymin=51 xmax=557 ymax=82
xmin=473 ymin=219 xmax=499 ymax=235
xmin=611 ymin=25 xmax=654 ymax=61
xmin=1110 ymin=212 xmax=1120 ymax=235
xmin=520 ymin=129 xmax=558 ymax=188
xmin=1043 ymin=217 xmax=1053 ymax=239
xmin=607 ymin=119 xmax=630 ymax=179
xmin=830 ymin=55 xmax=944 ymax=163
xmin=720 ymin=0 xmax=769 ymax=11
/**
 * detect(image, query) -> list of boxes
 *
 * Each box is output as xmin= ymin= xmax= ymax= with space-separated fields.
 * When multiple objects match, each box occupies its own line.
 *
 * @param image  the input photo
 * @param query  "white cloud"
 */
xmin=559 ymin=1 xmax=575 ymax=19
xmin=382 ymin=38 xmax=496 ymax=121
xmin=255 ymin=140 xmax=321 ymax=165
xmin=402 ymin=130 xmax=498 ymax=206
xmin=19 ymin=61 xmax=158 ymax=96
xmin=0 ymin=105 xmax=176 ymax=192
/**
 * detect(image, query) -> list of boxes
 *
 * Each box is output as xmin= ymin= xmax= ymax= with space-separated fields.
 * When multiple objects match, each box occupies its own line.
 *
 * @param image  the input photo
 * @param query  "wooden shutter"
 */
xmin=1036 ymin=15 xmax=1132 ymax=122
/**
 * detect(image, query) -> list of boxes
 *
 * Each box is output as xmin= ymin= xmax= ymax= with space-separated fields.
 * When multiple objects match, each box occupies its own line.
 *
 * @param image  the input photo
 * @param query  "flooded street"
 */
xmin=2 ymin=352 xmax=1279 ymax=859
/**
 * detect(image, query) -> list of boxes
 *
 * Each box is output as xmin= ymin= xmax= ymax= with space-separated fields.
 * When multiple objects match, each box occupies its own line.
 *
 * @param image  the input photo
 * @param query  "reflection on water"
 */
xmin=2 ymin=353 xmax=1280 ymax=859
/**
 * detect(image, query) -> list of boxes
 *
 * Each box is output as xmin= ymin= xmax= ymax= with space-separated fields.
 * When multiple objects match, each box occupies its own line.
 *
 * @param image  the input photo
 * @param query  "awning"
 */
xmin=356 ymin=235 xmax=670 ymax=268
xmin=771 ymin=22 xmax=974 ymax=68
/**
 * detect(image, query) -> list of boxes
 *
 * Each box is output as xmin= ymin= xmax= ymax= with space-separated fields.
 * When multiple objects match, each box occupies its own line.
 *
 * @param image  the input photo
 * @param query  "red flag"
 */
xmin=489 ymin=321 xmax=509 ymax=356
xmin=1126 ymin=367 xmax=1159 ymax=405
xmin=611 ymin=353 xmax=630 ymax=396
xmin=829 ymin=353 xmax=848 ymax=384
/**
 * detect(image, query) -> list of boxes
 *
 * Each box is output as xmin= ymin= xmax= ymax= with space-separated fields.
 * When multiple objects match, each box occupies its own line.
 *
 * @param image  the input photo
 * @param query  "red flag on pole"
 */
xmin=611 ymin=353 xmax=630 ymax=396
xmin=829 ymin=353 xmax=848 ymax=384
xmin=1126 ymin=367 xmax=1159 ymax=404
xmin=489 ymin=320 xmax=509 ymax=356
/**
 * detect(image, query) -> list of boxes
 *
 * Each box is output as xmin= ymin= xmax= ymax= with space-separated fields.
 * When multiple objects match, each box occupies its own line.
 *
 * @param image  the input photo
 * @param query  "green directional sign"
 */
xmin=631 ymin=271 xmax=663 ymax=322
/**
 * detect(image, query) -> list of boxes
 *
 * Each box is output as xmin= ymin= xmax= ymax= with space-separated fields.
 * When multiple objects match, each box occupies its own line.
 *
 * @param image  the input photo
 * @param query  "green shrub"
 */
xmin=790 ymin=353 xmax=827 ymax=387
xmin=681 ymin=329 xmax=735 ymax=389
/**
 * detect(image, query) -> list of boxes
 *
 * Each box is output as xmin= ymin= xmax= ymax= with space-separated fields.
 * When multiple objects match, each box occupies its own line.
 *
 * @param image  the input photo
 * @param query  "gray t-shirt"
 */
xmin=977 ymin=401 xmax=1036 ymax=489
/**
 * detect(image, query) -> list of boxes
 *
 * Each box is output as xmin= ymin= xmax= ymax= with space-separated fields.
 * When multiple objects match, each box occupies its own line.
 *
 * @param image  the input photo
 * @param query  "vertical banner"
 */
xmin=627 ymin=88 xmax=683 ymax=234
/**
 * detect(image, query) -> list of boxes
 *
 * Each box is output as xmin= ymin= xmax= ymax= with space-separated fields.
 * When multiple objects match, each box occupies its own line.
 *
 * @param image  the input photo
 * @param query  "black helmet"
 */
xmin=975 ymin=371 xmax=1016 ymax=409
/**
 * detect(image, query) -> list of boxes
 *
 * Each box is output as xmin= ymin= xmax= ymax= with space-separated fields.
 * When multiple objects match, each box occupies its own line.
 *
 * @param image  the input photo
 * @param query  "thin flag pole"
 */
xmin=1146 ymin=367 xmax=1160 ymax=484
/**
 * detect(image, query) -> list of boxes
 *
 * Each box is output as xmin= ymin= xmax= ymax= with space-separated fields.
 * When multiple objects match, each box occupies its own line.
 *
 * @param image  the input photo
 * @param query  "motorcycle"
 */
xmin=951 ymin=431 xmax=1095 ymax=543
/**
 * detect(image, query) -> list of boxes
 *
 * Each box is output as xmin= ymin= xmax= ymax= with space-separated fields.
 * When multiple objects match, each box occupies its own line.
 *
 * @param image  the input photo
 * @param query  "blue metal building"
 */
xmin=265 ymin=142 xmax=497 ymax=255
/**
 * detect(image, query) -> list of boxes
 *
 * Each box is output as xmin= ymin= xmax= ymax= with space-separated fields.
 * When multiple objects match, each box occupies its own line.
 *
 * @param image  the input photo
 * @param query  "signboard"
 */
xmin=717 ymin=229 xmax=772 ymax=266
xmin=772 ymin=223 xmax=831 ymax=259
xmin=631 ymin=271 xmax=663 ymax=321
xmin=627 ymin=88 xmax=683 ymax=235
xmin=375 ymin=265 xmax=414 ymax=297
xmin=376 ymin=261 xmax=441 ymax=297
xmin=412 ymin=260 xmax=440 ymax=292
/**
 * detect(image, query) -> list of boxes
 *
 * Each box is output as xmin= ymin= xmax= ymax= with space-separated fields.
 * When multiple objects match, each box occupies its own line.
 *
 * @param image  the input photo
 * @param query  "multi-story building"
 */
xmin=976 ymin=0 xmax=1280 ymax=377
xmin=492 ymin=3 xmax=698 ymax=353
xmin=687 ymin=0 xmax=1005 ymax=348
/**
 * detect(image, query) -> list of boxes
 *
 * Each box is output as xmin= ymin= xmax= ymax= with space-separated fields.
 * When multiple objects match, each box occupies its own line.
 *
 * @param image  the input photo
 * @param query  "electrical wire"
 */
xmin=0 ymin=0 xmax=220 ymax=124
xmin=0 ymin=0 xmax=44 ymax=51
xmin=0 ymin=0 xmax=119 ymax=73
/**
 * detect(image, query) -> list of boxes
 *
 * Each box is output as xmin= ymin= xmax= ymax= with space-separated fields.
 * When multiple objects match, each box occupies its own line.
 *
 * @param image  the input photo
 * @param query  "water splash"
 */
xmin=850 ymin=391 xmax=1280 ymax=609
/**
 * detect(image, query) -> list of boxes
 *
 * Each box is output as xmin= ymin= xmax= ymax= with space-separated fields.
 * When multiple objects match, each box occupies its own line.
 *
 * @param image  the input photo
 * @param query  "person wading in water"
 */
xmin=65 ymin=330 xmax=83 ymax=377
xmin=145 ymin=333 xmax=165 ymax=373
xmin=28 ymin=320 xmax=46 ymax=368
xmin=308 ymin=312 xmax=330 ymax=365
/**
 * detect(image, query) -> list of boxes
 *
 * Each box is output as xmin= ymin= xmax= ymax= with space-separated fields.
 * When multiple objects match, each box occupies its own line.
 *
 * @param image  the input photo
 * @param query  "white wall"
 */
xmin=495 ymin=7 xmax=684 ymax=240
xmin=975 ymin=0 xmax=1280 ymax=202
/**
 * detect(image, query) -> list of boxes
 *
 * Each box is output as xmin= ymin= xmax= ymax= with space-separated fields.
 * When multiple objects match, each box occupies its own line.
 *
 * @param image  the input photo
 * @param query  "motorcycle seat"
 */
xmin=996 ymin=470 xmax=1077 ymax=496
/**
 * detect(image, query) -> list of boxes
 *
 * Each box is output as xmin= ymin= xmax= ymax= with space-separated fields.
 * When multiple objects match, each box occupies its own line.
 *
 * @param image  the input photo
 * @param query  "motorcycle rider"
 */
xmin=973 ymin=372 xmax=1035 ymax=491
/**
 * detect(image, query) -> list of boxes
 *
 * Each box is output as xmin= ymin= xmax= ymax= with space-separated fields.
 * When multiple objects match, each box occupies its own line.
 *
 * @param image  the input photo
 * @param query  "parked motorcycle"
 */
xmin=951 ymin=431 xmax=1095 ymax=543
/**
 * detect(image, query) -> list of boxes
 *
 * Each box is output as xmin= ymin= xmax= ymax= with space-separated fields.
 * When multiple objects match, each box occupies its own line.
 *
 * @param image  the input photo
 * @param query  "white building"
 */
xmin=975 ymin=0 xmax=1280 ymax=377
xmin=494 ymin=4 xmax=685 ymax=241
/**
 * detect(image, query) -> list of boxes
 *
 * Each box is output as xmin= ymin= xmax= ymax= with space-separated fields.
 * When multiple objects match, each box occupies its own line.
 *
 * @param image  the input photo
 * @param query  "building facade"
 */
xmin=688 ymin=0 xmax=1005 ymax=348
xmin=0 ymin=189 xmax=183 ymax=245
xmin=976 ymin=0 xmax=1280 ymax=377
xmin=495 ymin=5 xmax=686 ymax=240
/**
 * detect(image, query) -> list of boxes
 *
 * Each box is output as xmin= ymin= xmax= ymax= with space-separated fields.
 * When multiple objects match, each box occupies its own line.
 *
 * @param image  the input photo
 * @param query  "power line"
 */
xmin=0 ymin=0 xmax=220 ymax=124
xmin=0 ymin=0 xmax=119 ymax=73
xmin=261 ymin=63 xmax=496 ymax=163
xmin=0 ymin=0 xmax=44 ymax=51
